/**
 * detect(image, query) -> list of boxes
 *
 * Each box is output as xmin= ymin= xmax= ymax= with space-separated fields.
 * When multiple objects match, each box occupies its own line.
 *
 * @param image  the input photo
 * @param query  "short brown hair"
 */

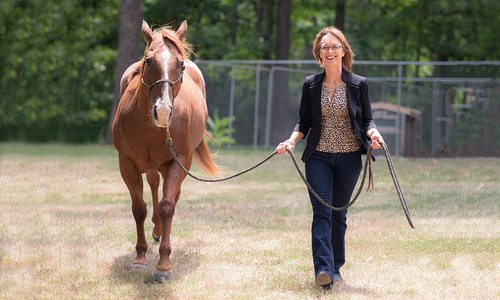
xmin=312 ymin=26 xmax=354 ymax=71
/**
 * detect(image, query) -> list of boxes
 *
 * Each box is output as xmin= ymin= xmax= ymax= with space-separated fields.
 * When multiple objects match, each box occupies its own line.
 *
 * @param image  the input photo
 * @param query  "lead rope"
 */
xmin=165 ymin=130 xmax=277 ymax=182
xmin=286 ymin=147 xmax=373 ymax=212
xmin=380 ymin=142 xmax=415 ymax=228
xmin=165 ymin=128 xmax=414 ymax=228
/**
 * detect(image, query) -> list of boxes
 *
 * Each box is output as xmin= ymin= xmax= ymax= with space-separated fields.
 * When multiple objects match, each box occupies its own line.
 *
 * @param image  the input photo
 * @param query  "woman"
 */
xmin=275 ymin=26 xmax=384 ymax=289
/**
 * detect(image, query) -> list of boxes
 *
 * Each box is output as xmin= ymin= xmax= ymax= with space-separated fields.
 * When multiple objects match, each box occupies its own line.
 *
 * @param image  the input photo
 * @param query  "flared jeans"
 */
xmin=305 ymin=150 xmax=362 ymax=278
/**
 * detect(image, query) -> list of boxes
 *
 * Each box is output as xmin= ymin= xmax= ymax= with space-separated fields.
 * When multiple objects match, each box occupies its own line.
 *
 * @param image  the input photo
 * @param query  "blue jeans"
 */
xmin=305 ymin=150 xmax=362 ymax=278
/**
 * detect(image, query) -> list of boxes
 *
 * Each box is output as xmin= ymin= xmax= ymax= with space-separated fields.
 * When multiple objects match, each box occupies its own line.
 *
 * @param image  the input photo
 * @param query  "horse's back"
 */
xmin=120 ymin=61 xmax=142 ymax=96
xmin=185 ymin=60 xmax=206 ymax=100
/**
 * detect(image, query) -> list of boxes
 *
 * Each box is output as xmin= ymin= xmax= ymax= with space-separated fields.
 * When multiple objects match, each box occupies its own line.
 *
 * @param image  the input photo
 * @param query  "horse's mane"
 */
xmin=156 ymin=26 xmax=194 ymax=59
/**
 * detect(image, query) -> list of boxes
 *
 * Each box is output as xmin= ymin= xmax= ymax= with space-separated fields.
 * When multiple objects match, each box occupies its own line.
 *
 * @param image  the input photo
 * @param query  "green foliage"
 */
xmin=0 ymin=0 xmax=498 ymax=143
xmin=0 ymin=0 xmax=118 ymax=142
xmin=145 ymin=0 xmax=500 ymax=62
xmin=207 ymin=109 xmax=235 ymax=148
xmin=348 ymin=0 xmax=500 ymax=61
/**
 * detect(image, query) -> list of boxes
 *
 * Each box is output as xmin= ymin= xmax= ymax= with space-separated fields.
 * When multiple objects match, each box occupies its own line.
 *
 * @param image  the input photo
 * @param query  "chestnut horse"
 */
xmin=113 ymin=20 xmax=218 ymax=282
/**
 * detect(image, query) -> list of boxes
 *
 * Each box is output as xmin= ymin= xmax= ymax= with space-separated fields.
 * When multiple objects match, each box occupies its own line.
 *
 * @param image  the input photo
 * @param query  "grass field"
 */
xmin=0 ymin=143 xmax=498 ymax=299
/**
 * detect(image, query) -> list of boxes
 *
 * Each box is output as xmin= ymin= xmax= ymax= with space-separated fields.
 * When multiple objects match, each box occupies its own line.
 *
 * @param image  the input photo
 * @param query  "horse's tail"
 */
xmin=193 ymin=131 xmax=220 ymax=176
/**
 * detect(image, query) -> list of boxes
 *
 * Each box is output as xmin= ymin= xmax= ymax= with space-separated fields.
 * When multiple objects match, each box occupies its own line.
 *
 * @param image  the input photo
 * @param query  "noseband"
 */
xmin=141 ymin=68 xmax=184 ymax=94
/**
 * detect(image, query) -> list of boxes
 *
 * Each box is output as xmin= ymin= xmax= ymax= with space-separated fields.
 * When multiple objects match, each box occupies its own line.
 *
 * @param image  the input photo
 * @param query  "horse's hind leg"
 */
xmin=146 ymin=170 xmax=162 ymax=242
xmin=119 ymin=154 xmax=148 ymax=267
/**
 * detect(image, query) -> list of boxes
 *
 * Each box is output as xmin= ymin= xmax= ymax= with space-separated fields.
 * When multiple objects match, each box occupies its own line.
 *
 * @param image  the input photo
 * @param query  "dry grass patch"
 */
xmin=0 ymin=144 xmax=498 ymax=299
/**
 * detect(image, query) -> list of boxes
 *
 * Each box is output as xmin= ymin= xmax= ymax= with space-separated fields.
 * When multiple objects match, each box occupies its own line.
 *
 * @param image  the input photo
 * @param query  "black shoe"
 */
xmin=316 ymin=271 xmax=333 ymax=286
xmin=322 ymin=283 xmax=333 ymax=290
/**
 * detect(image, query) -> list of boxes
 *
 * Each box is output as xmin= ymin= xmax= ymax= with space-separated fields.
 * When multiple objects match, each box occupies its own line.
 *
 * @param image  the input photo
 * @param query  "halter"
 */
xmin=141 ymin=67 xmax=184 ymax=93
xmin=140 ymin=59 xmax=185 ymax=128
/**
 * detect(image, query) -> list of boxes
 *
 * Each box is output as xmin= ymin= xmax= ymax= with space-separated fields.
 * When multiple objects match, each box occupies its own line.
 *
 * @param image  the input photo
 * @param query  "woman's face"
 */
xmin=318 ymin=33 xmax=345 ymax=68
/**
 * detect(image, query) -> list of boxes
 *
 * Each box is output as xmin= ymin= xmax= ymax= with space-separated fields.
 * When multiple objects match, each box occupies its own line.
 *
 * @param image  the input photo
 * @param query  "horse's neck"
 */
xmin=137 ymin=86 xmax=151 ymax=111
xmin=127 ymin=80 xmax=151 ymax=116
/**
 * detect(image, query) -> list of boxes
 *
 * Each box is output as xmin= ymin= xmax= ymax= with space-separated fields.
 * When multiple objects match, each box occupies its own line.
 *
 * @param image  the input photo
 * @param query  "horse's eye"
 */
xmin=145 ymin=58 xmax=152 ymax=66
xmin=179 ymin=60 xmax=185 ymax=71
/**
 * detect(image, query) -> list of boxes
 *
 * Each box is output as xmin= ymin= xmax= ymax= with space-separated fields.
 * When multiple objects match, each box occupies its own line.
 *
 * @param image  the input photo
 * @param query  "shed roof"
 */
xmin=371 ymin=102 xmax=421 ymax=118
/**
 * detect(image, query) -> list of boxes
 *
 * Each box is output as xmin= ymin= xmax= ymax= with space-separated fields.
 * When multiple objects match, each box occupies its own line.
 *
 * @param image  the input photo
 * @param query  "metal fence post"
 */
xmin=228 ymin=66 xmax=236 ymax=148
xmin=395 ymin=63 xmax=402 ymax=156
xmin=264 ymin=67 xmax=275 ymax=148
xmin=395 ymin=64 xmax=403 ymax=156
xmin=431 ymin=81 xmax=439 ymax=155
xmin=253 ymin=63 xmax=261 ymax=149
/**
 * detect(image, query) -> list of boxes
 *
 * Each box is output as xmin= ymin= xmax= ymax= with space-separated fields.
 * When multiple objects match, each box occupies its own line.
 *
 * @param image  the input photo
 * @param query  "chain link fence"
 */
xmin=196 ymin=60 xmax=500 ymax=157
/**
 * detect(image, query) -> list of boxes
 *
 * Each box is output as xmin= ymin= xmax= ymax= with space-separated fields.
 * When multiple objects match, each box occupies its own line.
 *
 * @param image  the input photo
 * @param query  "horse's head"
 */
xmin=140 ymin=20 xmax=189 ymax=128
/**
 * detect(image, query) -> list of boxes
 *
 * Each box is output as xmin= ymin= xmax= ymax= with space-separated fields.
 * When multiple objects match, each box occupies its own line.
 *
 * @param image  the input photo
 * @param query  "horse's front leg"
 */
xmin=146 ymin=170 xmax=162 ymax=242
xmin=118 ymin=154 xmax=148 ymax=267
xmin=154 ymin=157 xmax=191 ymax=282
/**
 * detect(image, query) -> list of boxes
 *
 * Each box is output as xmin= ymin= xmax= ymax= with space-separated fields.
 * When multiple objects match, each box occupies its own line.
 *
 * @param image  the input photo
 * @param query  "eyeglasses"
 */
xmin=320 ymin=44 xmax=343 ymax=51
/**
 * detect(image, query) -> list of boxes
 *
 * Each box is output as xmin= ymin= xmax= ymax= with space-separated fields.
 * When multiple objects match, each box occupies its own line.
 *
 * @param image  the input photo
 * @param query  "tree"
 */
xmin=276 ymin=0 xmax=291 ymax=61
xmin=254 ymin=0 xmax=274 ymax=59
xmin=0 ymin=1 xmax=118 ymax=142
xmin=1 ymin=0 xmax=498 ymax=144
xmin=271 ymin=0 xmax=292 ymax=143
xmin=335 ymin=0 xmax=345 ymax=30
xmin=105 ymin=0 xmax=143 ymax=144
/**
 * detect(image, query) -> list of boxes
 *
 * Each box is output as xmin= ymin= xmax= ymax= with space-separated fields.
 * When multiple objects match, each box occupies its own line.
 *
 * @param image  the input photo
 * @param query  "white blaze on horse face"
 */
xmin=154 ymin=48 xmax=172 ymax=127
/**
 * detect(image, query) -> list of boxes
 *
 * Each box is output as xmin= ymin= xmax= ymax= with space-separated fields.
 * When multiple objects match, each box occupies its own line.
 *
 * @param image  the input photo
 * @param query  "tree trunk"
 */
xmin=254 ymin=0 xmax=274 ymax=59
xmin=275 ymin=0 xmax=291 ymax=60
xmin=170 ymin=0 xmax=181 ymax=28
xmin=230 ymin=2 xmax=238 ymax=45
xmin=335 ymin=0 xmax=345 ymax=30
xmin=271 ymin=0 xmax=292 ymax=144
xmin=104 ymin=0 xmax=142 ymax=144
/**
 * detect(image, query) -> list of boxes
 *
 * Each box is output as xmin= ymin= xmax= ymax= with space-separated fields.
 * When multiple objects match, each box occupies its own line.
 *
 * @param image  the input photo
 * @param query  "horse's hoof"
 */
xmin=153 ymin=271 xmax=172 ymax=283
xmin=132 ymin=263 xmax=147 ymax=270
xmin=152 ymin=233 xmax=161 ymax=243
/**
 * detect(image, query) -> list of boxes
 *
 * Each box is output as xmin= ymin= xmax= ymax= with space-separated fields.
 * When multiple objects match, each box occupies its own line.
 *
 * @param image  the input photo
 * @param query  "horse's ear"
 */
xmin=142 ymin=20 xmax=153 ymax=44
xmin=176 ymin=20 xmax=188 ymax=40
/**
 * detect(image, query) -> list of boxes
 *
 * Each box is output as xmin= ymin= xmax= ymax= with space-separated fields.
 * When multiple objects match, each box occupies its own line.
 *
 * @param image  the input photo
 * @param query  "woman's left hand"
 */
xmin=369 ymin=130 xmax=384 ymax=149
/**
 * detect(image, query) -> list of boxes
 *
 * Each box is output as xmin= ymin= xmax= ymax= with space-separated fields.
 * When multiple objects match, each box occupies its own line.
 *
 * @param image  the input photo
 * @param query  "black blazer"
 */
xmin=294 ymin=69 xmax=377 ymax=162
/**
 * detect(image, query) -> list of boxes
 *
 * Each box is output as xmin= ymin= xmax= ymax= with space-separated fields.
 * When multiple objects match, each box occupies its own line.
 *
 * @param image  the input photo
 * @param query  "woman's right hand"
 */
xmin=275 ymin=139 xmax=295 ymax=155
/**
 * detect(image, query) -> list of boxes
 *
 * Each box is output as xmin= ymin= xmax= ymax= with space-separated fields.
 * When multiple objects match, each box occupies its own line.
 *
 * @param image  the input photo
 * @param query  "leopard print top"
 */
xmin=316 ymin=82 xmax=361 ymax=153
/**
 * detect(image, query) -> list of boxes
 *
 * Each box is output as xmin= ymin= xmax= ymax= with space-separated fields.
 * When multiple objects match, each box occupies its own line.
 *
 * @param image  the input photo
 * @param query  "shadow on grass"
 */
xmin=110 ymin=242 xmax=201 ymax=297
xmin=332 ymin=282 xmax=379 ymax=297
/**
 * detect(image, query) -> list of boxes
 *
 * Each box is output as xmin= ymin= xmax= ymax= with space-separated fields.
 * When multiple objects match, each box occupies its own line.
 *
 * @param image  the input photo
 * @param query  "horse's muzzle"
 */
xmin=152 ymin=104 xmax=170 ymax=128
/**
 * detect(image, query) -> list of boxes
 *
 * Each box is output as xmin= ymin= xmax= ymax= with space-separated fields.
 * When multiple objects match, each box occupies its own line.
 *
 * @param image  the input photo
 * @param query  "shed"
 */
xmin=371 ymin=102 xmax=422 ymax=157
